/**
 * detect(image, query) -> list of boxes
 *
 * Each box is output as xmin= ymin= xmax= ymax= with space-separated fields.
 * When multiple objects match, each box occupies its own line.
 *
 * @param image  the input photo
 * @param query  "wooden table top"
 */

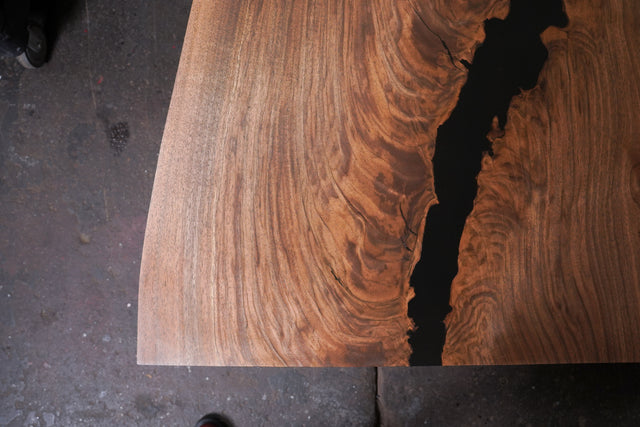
xmin=137 ymin=0 xmax=640 ymax=366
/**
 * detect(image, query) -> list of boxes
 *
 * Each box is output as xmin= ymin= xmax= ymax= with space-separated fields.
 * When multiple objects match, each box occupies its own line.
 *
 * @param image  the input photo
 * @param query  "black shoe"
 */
xmin=194 ymin=413 xmax=233 ymax=427
xmin=16 ymin=23 xmax=47 ymax=68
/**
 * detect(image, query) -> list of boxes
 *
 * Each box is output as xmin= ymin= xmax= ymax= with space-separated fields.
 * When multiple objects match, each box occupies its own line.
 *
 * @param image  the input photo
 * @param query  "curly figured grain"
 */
xmin=444 ymin=0 xmax=640 ymax=365
xmin=137 ymin=0 xmax=506 ymax=366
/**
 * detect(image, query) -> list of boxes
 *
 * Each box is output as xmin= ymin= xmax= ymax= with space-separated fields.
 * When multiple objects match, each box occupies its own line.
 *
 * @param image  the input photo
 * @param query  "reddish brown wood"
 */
xmin=137 ymin=0 xmax=507 ymax=366
xmin=444 ymin=0 xmax=640 ymax=365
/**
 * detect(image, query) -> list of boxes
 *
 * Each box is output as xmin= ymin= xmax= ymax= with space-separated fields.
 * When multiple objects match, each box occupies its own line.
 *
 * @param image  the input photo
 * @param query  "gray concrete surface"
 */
xmin=1 ymin=1 xmax=639 ymax=426
xmin=378 ymin=365 xmax=640 ymax=426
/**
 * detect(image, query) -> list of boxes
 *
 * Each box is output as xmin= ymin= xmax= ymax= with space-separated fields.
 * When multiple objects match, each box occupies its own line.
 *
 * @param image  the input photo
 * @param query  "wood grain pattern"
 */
xmin=443 ymin=0 xmax=640 ymax=365
xmin=137 ymin=0 xmax=507 ymax=366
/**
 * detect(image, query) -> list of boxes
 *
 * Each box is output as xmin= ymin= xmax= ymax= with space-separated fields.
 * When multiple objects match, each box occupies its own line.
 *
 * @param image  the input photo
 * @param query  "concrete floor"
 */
xmin=1 ymin=1 xmax=639 ymax=426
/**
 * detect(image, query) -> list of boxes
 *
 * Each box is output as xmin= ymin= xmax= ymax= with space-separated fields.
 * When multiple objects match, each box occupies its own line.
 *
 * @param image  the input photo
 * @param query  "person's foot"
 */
xmin=194 ymin=413 xmax=233 ymax=427
xmin=16 ymin=23 xmax=47 ymax=68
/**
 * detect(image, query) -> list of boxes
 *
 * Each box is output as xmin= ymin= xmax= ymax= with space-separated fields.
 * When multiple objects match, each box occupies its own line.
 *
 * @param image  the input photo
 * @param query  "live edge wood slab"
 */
xmin=137 ymin=0 xmax=508 ymax=366
xmin=443 ymin=0 xmax=640 ymax=364
xmin=138 ymin=0 xmax=640 ymax=366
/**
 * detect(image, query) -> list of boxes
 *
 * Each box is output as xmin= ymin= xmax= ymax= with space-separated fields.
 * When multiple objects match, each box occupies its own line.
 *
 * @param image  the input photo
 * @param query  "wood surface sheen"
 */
xmin=137 ymin=0 xmax=507 ymax=366
xmin=443 ymin=0 xmax=640 ymax=365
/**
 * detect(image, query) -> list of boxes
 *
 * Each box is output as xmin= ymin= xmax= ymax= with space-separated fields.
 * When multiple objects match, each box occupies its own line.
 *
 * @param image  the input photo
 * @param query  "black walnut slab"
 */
xmin=137 ymin=0 xmax=507 ymax=366
xmin=443 ymin=0 xmax=640 ymax=365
